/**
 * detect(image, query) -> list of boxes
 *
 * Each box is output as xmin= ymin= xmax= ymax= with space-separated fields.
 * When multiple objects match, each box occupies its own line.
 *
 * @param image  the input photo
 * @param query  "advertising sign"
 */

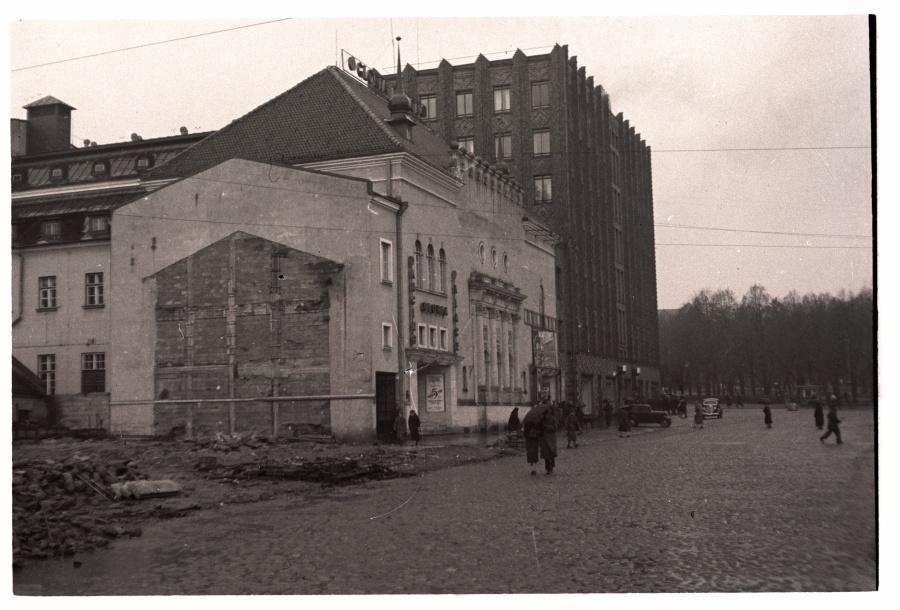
xmin=425 ymin=374 xmax=445 ymax=412
xmin=533 ymin=329 xmax=559 ymax=370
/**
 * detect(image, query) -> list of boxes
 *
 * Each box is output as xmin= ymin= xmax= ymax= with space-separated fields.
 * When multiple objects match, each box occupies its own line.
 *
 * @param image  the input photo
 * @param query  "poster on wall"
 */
xmin=533 ymin=330 xmax=559 ymax=370
xmin=425 ymin=374 xmax=445 ymax=412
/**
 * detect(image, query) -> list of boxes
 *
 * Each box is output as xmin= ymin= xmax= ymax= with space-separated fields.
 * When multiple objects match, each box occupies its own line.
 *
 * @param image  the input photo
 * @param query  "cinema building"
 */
xmin=11 ymin=65 xmax=559 ymax=440
xmin=401 ymin=44 xmax=660 ymax=408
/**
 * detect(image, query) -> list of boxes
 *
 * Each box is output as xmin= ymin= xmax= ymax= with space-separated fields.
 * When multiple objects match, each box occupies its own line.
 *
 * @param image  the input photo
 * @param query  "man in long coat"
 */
xmin=540 ymin=407 xmax=559 ymax=474
xmin=820 ymin=404 xmax=843 ymax=444
xmin=523 ymin=403 xmax=549 ymax=475
xmin=813 ymin=401 xmax=825 ymax=430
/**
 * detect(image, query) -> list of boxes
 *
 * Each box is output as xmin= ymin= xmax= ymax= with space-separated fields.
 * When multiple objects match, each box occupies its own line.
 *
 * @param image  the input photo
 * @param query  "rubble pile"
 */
xmin=12 ymin=455 xmax=150 ymax=563
xmin=187 ymin=432 xmax=335 ymax=453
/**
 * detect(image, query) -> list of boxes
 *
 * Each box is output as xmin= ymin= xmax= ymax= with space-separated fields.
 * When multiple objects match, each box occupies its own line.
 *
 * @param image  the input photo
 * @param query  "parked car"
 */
xmin=621 ymin=404 xmax=672 ymax=428
xmin=702 ymin=398 xmax=723 ymax=419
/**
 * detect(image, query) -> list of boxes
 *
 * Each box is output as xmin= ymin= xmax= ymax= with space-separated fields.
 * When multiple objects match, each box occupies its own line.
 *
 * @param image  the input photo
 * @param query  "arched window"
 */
xmin=414 ymin=241 xmax=423 ymax=288
xmin=439 ymin=249 xmax=447 ymax=293
xmin=426 ymin=244 xmax=436 ymax=290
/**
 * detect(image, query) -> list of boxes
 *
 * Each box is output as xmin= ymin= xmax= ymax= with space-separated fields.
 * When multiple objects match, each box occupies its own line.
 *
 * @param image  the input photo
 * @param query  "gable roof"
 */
xmin=12 ymin=357 xmax=46 ymax=397
xmin=148 ymin=66 xmax=452 ymax=181
xmin=24 ymin=95 xmax=75 ymax=110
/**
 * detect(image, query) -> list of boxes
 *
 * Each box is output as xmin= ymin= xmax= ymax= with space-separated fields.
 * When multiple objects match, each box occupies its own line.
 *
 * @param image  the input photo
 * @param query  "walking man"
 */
xmin=540 ymin=406 xmax=559 ymax=473
xmin=813 ymin=400 xmax=825 ymax=430
xmin=820 ymin=404 xmax=843 ymax=444
xmin=763 ymin=404 xmax=773 ymax=429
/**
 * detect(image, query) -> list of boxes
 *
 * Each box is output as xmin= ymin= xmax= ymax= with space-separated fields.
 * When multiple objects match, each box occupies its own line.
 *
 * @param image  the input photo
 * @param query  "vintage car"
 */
xmin=621 ymin=404 xmax=672 ymax=428
xmin=702 ymin=398 xmax=723 ymax=419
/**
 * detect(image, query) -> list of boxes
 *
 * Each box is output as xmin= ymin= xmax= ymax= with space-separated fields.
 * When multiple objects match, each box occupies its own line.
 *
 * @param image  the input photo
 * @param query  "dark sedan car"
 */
xmin=621 ymin=404 xmax=672 ymax=428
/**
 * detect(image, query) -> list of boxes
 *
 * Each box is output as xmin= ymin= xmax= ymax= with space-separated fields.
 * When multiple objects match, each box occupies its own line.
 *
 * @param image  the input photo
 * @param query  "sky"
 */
xmin=6 ymin=7 xmax=877 ymax=310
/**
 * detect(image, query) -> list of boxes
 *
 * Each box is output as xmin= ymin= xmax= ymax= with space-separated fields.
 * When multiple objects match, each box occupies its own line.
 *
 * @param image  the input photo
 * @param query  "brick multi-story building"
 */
xmin=402 ymin=44 xmax=660 ymax=409
xmin=11 ymin=66 xmax=559 ymax=440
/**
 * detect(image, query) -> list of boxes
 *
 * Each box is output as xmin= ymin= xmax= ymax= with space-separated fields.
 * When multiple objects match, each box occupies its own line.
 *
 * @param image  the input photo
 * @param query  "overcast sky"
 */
xmin=8 ymin=9 xmax=876 ymax=310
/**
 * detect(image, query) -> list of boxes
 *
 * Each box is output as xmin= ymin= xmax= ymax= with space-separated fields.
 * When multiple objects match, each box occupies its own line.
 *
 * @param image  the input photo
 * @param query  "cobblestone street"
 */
xmin=14 ymin=406 xmax=876 ymax=595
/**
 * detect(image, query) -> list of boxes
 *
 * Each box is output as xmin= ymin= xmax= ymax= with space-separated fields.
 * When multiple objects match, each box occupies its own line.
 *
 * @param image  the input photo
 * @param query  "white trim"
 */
xmin=379 ymin=238 xmax=394 ymax=283
xmin=382 ymin=323 xmax=394 ymax=349
xmin=417 ymin=323 xmax=428 ymax=347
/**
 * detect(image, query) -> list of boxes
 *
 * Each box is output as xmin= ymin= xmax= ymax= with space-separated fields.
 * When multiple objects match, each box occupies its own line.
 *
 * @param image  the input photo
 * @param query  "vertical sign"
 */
xmin=426 ymin=374 xmax=445 ymax=412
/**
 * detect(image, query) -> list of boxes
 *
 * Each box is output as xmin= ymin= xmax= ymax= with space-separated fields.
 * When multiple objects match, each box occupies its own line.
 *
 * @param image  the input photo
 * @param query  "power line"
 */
xmin=655 ymin=223 xmax=870 ymax=240
xmin=655 ymin=243 xmax=871 ymax=249
xmin=12 ymin=19 xmax=292 ymax=72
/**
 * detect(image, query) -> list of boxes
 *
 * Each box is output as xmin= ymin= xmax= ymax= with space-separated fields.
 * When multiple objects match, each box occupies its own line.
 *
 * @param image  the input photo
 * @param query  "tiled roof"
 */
xmin=12 ymin=190 xmax=145 ymax=220
xmin=23 ymin=95 xmax=75 ymax=110
xmin=149 ymin=66 xmax=453 ymax=181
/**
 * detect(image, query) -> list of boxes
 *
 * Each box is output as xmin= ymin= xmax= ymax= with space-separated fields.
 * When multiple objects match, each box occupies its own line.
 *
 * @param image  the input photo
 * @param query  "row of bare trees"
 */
xmin=659 ymin=285 xmax=874 ymax=403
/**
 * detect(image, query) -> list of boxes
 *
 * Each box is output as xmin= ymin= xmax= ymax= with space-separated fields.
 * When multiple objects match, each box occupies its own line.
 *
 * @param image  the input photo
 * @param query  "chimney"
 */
xmin=23 ymin=96 xmax=75 ymax=155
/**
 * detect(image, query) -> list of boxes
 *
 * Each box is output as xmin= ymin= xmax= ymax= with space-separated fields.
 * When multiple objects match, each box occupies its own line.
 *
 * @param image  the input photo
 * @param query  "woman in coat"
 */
xmin=540 ymin=407 xmax=559 ymax=473
xmin=617 ymin=406 xmax=632 ymax=438
xmin=408 ymin=409 xmax=421 ymax=447
xmin=523 ymin=404 xmax=548 ymax=475
xmin=565 ymin=408 xmax=580 ymax=448
xmin=763 ymin=404 xmax=773 ymax=428
xmin=693 ymin=404 xmax=704 ymax=429
xmin=393 ymin=409 xmax=407 ymax=444
xmin=813 ymin=401 xmax=825 ymax=430
xmin=507 ymin=407 xmax=521 ymax=433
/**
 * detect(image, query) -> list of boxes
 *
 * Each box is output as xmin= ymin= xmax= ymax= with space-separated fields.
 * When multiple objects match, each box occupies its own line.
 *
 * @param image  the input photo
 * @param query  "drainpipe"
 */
xmin=396 ymin=198 xmax=409 ymax=414
xmin=12 ymin=252 xmax=24 ymax=327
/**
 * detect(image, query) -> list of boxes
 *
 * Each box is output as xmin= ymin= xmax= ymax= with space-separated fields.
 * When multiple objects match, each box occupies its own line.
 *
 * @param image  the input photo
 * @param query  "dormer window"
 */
xmin=49 ymin=166 xmax=67 ymax=182
xmin=87 ymin=216 xmax=109 ymax=234
xmin=92 ymin=161 xmax=109 ymax=175
xmin=41 ymin=221 xmax=61 ymax=240
xmin=12 ymin=170 xmax=27 ymax=189
xmin=135 ymin=155 xmax=154 ymax=171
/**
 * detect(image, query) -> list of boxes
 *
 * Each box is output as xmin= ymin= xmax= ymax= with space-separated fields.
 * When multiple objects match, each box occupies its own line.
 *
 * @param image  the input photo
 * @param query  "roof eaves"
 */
xmin=327 ymin=67 xmax=404 ymax=150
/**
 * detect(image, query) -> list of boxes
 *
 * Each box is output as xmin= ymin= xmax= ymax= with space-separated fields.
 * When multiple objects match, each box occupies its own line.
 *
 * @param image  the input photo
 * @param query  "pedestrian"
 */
xmin=763 ymin=404 xmax=772 ymax=428
xmin=565 ymin=408 xmax=580 ymax=448
xmin=408 ymin=409 xmax=421 ymax=448
xmin=522 ymin=403 xmax=547 ymax=475
xmin=820 ymin=404 xmax=843 ymax=444
xmin=693 ymin=404 xmax=704 ymax=429
xmin=617 ymin=406 xmax=631 ymax=438
xmin=813 ymin=401 xmax=825 ymax=430
xmin=393 ymin=409 xmax=407 ymax=444
xmin=603 ymin=400 xmax=614 ymax=428
xmin=679 ymin=398 xmax=688 ymax=418
xmin=507 ymin=407 xmax=521 ymax=433
xmin=540 ymin=405 xmax=559 ymax=473
xmin=736 ymin=395 xmax=744 ymax=408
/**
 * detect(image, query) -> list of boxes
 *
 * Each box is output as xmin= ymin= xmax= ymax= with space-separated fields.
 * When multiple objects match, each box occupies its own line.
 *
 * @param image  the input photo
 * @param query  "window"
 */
xmin=135 ymin=155 xmax=154 ymax=170
xmin=426 ymin=244 xmax=436 ymax=291
xmin=440 ymin=327 xmax=448 ymax=351
xmin=380 ymin=239 xmax=393 ymax=283
xmin=531 ymin=81 xmax=549 ymax=108
xmin=38 ymin=355 xmax=56 ymax=395
xmin=534 ymin=175 xmax=552 ymax=203
xmin=456 ymin=91 xmax=474 ymax=117
xmin=503 ymin=252 xmax=510 ymax=272
xmin=479 ymin=242 xmax=485 ymax=264
xmin=81 ymin=353 xmax=106 ymax=393
xmin=92 ymin=161 xmax=109 ymax=175
xmin=491 ymin=247 xmax=497 ymax=268
xmin=494 ymin=133 xmax=512 ymax=160
xmin=85 ymin=272 xmax=104 ymax=306
xmin=418 ymin=324 xmax=428 ymax=347
xmin=457 ymin=136 xmax=474 ymax=154
xmin=50 ymin=166 xmax=67 ymax=181
xmin=493 ymin=86 xmax=510 ymax=113
xmin=41 ymin=221 xmax=61 ymax=240
xmin=420 ymin=95 xmax=437 ymax=121
xmin=429 ymin=326 xmax=438 ymax=349
xmin=614 ymin=228 xmax=624 ymax=264
xmin=439 ymin=249 xmax=447 ymax=293
xmin=382 ymin=323 xmax=393 ymax=349
xmin=39 ymin=276 xmax=57 ymax=309
xmin=87 ymin=216 xmax=108 ymax=234
xmin=12 ymin=171 xmax=26 ymax=184
xmin=414 ymin=240 xmax=423 ymax=288
xmin=533 ymin=129 xmax=551 ymax=156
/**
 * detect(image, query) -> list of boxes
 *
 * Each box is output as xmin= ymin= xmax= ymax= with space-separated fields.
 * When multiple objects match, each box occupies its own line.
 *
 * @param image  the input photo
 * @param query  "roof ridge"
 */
xmin=326 ymin=66 xmax=404 ymax=150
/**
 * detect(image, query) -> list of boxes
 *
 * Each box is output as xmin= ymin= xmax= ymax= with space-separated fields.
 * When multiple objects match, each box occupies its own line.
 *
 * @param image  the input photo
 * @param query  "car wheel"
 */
xmin=660 ymin=419 xmax=672 ymax=428
xmin=628 ymin=418 xmax=638 ymax=428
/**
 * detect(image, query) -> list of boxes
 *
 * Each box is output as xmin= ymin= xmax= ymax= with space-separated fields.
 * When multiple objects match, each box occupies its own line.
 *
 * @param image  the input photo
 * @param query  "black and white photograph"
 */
xmin=7 ymin=5 xmax=881 ymax=599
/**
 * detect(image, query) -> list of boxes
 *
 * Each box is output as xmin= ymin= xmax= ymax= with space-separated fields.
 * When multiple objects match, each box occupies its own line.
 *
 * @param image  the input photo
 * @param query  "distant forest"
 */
xmin=658 ymin=285 xmax=874 ymax=403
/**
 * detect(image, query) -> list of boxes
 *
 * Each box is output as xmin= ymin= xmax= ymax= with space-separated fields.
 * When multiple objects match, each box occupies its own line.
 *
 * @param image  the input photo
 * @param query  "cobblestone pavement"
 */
xmin=14 ymin=407 xmax=876 ymax=594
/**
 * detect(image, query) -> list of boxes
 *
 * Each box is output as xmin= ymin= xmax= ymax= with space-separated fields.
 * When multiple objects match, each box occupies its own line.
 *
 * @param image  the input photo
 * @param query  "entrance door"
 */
xmin=375 ymin=372 xmax=398 ymax=440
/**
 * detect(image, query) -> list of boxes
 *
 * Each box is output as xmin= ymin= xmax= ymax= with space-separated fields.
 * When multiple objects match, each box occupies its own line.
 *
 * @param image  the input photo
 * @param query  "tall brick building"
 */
xmin=12 ymin=66 xmax=559 ymax=439
xmin=401 ymin=44 xmax=660 ymax=407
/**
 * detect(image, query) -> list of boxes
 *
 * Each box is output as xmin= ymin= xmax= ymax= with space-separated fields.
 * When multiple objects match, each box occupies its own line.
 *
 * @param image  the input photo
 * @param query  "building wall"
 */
xmin=110 ymin=159 xmax=397 ymax=438
xmin=11 ymin=242 xmax=111 ymax=411
xmin=407 ymin=45 xmax=660 ymax=406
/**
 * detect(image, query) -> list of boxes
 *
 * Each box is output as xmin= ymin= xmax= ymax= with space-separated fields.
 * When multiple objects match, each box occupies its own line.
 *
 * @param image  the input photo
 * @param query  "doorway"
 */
xmin=375 ymin=372 xmax=398 ymax=440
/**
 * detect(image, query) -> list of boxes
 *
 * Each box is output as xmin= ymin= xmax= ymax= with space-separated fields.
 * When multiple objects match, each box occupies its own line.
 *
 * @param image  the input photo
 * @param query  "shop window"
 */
xmin=81 ymin=352 xmax=106 ymax=393
xmin=38 ymin=355 xmax=56 ymax=395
